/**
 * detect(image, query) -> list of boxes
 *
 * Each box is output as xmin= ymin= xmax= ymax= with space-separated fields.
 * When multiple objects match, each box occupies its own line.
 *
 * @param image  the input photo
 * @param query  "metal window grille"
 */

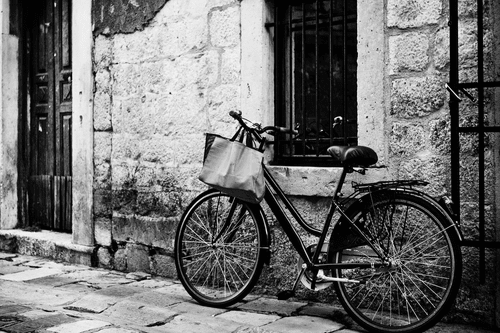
xmin=449 ymin=0 xmax=500 ymax=283
xmin=268 ymin=0 xmax=357 ymax=166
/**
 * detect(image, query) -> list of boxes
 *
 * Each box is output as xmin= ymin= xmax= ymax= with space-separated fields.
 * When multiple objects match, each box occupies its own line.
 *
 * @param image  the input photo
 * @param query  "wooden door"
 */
xmin=28 ymin=0 xmax=72 ymax=232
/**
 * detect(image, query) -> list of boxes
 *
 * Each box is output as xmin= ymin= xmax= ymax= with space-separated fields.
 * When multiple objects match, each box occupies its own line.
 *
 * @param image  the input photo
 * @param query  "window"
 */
xmin=271 ymin=0 xmax=357 ymax=166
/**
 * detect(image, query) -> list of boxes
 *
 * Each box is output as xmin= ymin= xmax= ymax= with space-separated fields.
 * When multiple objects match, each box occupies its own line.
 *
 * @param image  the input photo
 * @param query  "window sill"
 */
xmin=266 ymin=165 xmax=343 ymax=197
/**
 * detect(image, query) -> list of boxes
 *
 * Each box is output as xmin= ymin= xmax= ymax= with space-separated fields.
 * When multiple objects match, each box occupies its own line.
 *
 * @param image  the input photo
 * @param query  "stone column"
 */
xmin=0 ymin=0 xmax=19 ymax=230
xmin=72 ymin=1 xmax=94 ymax=246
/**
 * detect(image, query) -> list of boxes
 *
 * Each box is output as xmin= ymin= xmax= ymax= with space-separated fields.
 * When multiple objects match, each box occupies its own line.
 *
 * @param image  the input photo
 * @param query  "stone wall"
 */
xmin=386 ymin=0 xmax=499 ymax=327
xmin=90 ymin=0 xmax=499 ymax=327
xmin=93 ymin=0 xmax=242 ymax=275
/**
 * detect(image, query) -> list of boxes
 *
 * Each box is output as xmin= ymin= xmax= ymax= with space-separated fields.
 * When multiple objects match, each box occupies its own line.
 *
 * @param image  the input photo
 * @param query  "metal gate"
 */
xmin=448 ymin=0 xmax=500 ymax=282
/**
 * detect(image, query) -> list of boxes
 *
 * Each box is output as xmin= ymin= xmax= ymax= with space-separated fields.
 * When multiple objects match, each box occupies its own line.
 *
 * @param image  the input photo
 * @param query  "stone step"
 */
xmin=0 ymin=229 xmax=95 ymax=266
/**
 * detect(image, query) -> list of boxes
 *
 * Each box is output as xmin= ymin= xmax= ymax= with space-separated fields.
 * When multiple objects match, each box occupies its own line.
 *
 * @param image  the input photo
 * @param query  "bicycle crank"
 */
xmin=298 ymin=244 xmax=333 ymax=291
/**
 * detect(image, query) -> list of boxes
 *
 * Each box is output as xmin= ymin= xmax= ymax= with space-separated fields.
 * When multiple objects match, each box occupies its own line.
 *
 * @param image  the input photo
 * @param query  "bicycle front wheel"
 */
xmin=174 ymin=190 xmax=266 ymax=307
xmin=330 ymin=192 xmax=462 ymax=333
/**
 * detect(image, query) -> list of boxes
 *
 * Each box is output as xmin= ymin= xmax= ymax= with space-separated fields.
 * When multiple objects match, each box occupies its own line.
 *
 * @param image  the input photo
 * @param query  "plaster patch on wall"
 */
xmin=92 ymin=0 xmax=169 ymax=36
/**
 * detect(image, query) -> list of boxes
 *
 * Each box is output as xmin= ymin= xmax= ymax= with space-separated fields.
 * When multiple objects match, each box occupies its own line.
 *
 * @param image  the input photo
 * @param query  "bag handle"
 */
xmin=231 ymin=127 xmax=266 ymax=152
xmin=230 ymin=126 xmax=245 ymax=142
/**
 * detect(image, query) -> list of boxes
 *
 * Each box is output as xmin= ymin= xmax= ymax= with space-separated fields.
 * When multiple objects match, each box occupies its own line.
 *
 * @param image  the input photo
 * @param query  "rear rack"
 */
xmin=352 ymin=180 xmax=429 ymax=193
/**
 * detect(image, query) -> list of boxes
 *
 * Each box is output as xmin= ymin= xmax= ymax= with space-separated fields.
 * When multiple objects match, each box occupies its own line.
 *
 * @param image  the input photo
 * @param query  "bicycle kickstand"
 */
xmin=276 ymin=264 xmax=307 ymax=300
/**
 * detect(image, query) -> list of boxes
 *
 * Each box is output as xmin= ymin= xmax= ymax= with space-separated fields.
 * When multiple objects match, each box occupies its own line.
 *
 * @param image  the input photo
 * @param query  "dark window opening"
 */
xmin=271 ymin=0 xmax=357 ymax=166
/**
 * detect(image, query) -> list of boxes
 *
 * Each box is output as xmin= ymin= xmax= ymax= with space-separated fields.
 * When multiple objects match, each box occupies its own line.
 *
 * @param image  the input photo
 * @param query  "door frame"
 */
xmin=0 ymin=0 xmax=94 ymax=247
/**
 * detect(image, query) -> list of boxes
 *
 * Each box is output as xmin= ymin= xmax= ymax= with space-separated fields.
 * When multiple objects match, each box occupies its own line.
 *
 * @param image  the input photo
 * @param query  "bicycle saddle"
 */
xmin=327 ymin=146 xmax=378 ymax=167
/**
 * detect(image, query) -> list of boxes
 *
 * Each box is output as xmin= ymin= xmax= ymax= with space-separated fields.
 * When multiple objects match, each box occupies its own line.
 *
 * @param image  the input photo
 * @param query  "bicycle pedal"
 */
xmin=277 ymin=290 xmax=295 ymax=300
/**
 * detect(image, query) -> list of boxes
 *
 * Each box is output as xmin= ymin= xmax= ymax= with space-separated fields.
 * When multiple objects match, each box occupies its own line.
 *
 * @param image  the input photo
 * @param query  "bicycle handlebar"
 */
xmin=229 ymin=111 xmax=298 ymax=135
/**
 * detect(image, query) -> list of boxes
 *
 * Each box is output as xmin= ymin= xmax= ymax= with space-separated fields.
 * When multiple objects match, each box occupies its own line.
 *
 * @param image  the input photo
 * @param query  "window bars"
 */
xmin=449 ymin=0 xmax=500 ymax=283
xmin=268 ymin=0 xmax=357 ymax=166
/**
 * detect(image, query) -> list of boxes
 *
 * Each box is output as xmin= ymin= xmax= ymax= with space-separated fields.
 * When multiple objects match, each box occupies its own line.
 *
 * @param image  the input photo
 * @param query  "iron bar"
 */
xmin=289 ymin=5 xmax=293 ymax=157
xmin=329 ymin=0 xmax=333 ymax=146
xmin=274 ymin=3 xmax=281 ymax=158
xmin=315 ymin=1 xmax=320 ymax=155
xmin=342 ymin=0 xmax=347 ymax=144
xmin=301 ymin=3 xmax=306 ymax=157
xmin=477 ymin=0 xmax=485 ymax=284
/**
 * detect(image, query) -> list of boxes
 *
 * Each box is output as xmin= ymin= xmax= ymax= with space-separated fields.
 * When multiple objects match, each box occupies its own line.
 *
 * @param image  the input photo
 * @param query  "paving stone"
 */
xmin=5 ymin=314 xmax=74 ymax=333
xmin=125 ymin=272 xmax=151 ymax=281
xmin=104 ymin=300 xmax=177 ymax=327
xmin=47 ymin=319 xmax=111 ymax=333
xmin=95 ymin=328 xmax=139 ymax=333
xmin=237 ymin=298 xmax=305 ymax=317
xmin=0 ymin=305 xmax=31 ymax=316
xmin=166 ymin=301 xmax=227 ymax=317
xmin=94 ymin=285 xmax=145 ymax=298
xmin=0 ymin=281 xmax=81 ymax=307
xmin=159 ymin=313 xmax=242 ymax=333
xmin=128 ymin=278 xmax=173 ymax=289
xmin=20 ymin=309 xmax=58 ymax=319
xmin=62 ymin=269 xmax=111 ymax=281
xmin=126 ymin=290 xmax=181 ymax=308
xmin=233 ymin=328 xmax=279 ymax=333
xmin=0 ymin=315 xmax=22 ymax=329
xmin=0 ymin=253 xmax=16 ymax=260
xmin=298 ymin=303 xmax=344 ymax=319
xmin=0 ymin=264 xmax=30 ymax=275
xmin=216 ymin=310 xmax=280 ymax=326
xmin=155 ymin=283 xmax=192 ymax=301
xmin=64 ymin=294 xmax=118 ymax=314
xmin=0 ymin=268 xmax=63 ymax=282
xmin=262 ymin=315 xmax=344 ymax=333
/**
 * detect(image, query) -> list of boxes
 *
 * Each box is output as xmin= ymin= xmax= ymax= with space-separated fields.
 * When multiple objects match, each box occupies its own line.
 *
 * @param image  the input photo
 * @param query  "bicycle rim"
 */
xmin=331 ymin=193 xmax=461 ymax=333
xmin=175 ymin=191 xmax=265 ymax=307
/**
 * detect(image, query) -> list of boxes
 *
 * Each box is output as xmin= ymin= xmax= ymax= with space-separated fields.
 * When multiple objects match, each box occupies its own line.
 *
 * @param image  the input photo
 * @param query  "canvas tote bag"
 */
xmin=199 ymin=131 xmax=265 ymax=204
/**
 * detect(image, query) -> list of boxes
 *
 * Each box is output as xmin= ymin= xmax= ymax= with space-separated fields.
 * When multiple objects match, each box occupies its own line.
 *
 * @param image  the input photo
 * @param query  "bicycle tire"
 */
xmin=329 ymin=191 xmax=462 ymax=333
xmin=174 ymin=189 xmax=266 ymax=307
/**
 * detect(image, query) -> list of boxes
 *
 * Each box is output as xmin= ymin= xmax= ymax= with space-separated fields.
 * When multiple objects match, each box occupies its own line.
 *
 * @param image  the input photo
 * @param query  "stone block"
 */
xmin=398 ymin=157 xmax=449 ymax=197
xmin=112 ymin=214 xmax=176 ymax=249
xmin=95 ymin=218 xmax=112 ymax=247
xmin=114 ymin=248 xmax=127 ymax=271
xmin=150 ymin=254 xmax=176 ymax=277
xmin=208 ymin=0 xmax=237 ymax=8
xmin=391 ymin=76 xmax=446 ymax=118
xmin=434 ymin=27 xmax=450 ymax=69
xmin=267 ymin=166 xmax=342 ymax=197
xmin=93 ymin=189 xmax=113 ymax=218
xmin=209 ymin=6 xmax=241 ymax=48
xmin=0 ymin=234 xmax=17 ymax=252
xmin=389 ymin=122 xmax=426 ymax=157
xmin=95 ymin=69 xmax=112 ymax=95
xmin=429 ymin=114 xmax=451 ymax=154
xmin=387 ymin=0 xmax=441 ymax=29
xmin=221 ymin=46 xmax=241 ymax=84
xmin=94 ymin=162 xmax=111 ymax=190
xmin=94 ymin=132 xmax=112 ymax=164
xmin=389 ymin=33 xmax=429 ymax=74
xmin=125 ymin=243 xmax=151 ymax=273
xmin=94 ymin=35 xmax=113 ymax=70
xmin=97 ymin=247 xmax=113 ymax=268
xmin=459 ymin=19 xmax=479 ymax=69
xmin=94 ymin=92 xmax=112 ymax=131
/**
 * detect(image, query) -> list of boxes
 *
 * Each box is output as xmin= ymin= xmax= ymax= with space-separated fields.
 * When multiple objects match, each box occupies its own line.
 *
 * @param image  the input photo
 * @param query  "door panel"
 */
xmin=28 ymin=0 xmax=72 ymax=232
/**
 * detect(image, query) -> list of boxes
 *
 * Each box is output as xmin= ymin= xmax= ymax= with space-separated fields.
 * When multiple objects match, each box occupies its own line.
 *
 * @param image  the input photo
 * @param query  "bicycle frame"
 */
xmin=262 ymin=164 xmax=387 ymax=274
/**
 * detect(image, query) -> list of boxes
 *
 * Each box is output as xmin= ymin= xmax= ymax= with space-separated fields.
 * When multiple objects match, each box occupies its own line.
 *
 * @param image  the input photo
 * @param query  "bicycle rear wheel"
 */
xmin=174 ymin=190 xmax=266 ymax=307
xmin=330 ymin=192 xmax=462 ymax=333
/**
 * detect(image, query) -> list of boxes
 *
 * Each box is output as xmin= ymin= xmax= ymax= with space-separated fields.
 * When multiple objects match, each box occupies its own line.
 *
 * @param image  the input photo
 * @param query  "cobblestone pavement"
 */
xmin=0 ymin=252 xmax=496 ymax=333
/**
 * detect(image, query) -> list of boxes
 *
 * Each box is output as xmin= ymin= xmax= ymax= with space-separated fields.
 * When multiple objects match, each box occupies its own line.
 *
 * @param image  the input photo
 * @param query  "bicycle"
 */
xmin=174 ymin=111 xmax=463 ymax=333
